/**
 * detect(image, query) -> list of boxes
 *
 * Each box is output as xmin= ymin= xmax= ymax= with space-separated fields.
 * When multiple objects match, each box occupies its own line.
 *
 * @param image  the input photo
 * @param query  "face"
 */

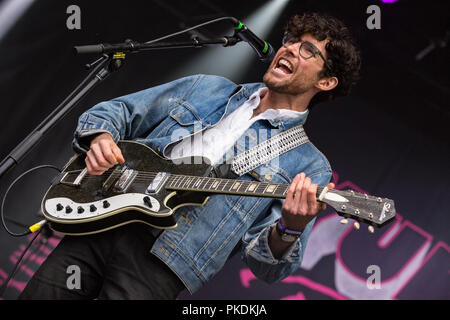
xmin=263 ymin=33 xmax=329 ymax=95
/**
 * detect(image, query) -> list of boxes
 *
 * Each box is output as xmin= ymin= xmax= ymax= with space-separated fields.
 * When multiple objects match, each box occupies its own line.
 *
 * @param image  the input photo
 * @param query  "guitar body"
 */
xmin=42 ymin=141 xmax=212 ymax=235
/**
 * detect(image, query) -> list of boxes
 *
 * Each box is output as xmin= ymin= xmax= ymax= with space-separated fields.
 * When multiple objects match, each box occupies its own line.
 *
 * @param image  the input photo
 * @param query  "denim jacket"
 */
xmin=72 ymin=74 xmax=332 ymax=294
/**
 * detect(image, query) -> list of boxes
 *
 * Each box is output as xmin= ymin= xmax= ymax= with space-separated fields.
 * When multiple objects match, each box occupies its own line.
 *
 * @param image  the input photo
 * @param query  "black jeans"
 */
xmin=19 ymin=223 xmax=185 ymax=300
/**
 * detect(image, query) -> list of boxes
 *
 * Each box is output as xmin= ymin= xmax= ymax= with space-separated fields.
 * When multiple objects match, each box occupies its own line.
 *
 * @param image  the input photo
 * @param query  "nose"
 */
xmin=282 ymin=42 xmax=299 ymax=58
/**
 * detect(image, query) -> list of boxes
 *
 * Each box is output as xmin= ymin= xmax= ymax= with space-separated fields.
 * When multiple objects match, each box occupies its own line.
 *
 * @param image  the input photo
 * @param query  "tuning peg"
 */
xmin=340 ymin=218 xmax=348 ymax=224
xmin=368 ymin=226 xmax=375 ymax=234
xmin=353 ymin=221 xmax=360 ymax=230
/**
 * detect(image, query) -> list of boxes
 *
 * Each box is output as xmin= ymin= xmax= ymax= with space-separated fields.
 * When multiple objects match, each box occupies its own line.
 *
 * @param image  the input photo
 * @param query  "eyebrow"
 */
xmin=300 ymin=38 xmax=323 ymax=55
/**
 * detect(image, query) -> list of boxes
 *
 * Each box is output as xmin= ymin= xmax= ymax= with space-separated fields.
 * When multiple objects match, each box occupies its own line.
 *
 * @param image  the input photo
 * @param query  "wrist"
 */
xmin=90 ymin=132 xmax=114 ymax=145
xmin=275 ymin=218 xmax=303 ymax=242
xmin=279 ymin=217 xmax=306 ymax=233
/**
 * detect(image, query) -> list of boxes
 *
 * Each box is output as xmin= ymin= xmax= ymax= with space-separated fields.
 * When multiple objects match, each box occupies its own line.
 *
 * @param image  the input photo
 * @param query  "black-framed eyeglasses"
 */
xmin=281 ymin=33 xmax=331 ymax=70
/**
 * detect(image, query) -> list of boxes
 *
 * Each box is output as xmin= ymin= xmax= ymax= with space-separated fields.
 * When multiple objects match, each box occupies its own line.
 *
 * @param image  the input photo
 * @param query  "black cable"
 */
xmin=1 ymin=164 xmax=61 ymax=237
xmin=0 ymin=229 xmax=41 ymax=298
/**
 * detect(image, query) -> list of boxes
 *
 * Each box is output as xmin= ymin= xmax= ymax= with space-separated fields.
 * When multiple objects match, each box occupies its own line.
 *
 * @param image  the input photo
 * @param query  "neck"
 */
xmin=165 ymin=173 xmax=326 ymax=199
xmin=254 ymin=88 xmax=315 ymax=117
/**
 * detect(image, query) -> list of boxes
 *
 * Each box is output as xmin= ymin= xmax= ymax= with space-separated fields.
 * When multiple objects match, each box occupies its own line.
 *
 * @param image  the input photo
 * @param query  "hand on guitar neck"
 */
xmin=282 ymin=172 xmax=335 ymax=231
xmin=269 ymin=172 xmax=335 ymax=259
xmin=85 ymin=132 xmax=125 ymax=175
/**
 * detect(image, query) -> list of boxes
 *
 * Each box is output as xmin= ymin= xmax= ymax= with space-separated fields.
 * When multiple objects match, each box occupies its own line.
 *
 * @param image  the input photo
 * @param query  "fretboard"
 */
xmin=165 ymin=174 xmax=325 ymax=199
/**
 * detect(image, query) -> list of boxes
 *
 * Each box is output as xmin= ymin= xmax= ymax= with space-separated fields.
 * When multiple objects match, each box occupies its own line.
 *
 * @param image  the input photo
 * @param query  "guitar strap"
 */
xmin=214 ymin=125 xmax=309 ymax=178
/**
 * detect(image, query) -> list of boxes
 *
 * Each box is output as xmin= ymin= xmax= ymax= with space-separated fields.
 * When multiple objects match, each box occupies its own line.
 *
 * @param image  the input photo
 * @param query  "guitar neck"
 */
xmin=165 ymin=174 xmax=325 ymax=200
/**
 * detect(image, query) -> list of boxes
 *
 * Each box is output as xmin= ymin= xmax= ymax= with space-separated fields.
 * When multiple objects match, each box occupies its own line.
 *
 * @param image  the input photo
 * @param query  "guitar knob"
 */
xmin=340 ymin=218 xmax=348 ymax=224
xmin=56 ymin=203 xmax=64 ymax=211
xmin=90 ymin=204 xmax=97 ymax=212
xmin=143 ymin=196 xmax=153 ymax=208
xmin=77 ymin=206 xmax=84 ymax=214
xmin=368 ymin=226 xmax=375 ymax=234
xmin=103 ymin=200 xmax=110 ymax=208
xmin=353 ymin=222 xmax=360 ymax=230
xmin=65 ymin=206 xmax=73 ymax=214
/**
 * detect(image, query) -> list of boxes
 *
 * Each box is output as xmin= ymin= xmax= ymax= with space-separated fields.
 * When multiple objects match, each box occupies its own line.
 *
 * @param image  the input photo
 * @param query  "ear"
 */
xmin=315 ymin=76 xmax=338 ymax=92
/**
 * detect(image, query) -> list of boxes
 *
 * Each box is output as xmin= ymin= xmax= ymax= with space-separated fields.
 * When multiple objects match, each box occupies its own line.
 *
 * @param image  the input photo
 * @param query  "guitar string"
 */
xmin=70 ymin=169 xmax=331 ymax=196
xmin=69 ymin=172 xmax=329 ymax=197
xmin=68 ymin=169 xmax=297 ymax=195
xmin=81 ymin=173 xmax=291 ymax=190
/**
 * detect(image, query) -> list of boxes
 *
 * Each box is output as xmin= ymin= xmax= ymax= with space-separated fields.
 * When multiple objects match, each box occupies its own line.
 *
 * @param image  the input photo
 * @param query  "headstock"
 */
xmin=319 ymin=188 xmax=396 ymax=233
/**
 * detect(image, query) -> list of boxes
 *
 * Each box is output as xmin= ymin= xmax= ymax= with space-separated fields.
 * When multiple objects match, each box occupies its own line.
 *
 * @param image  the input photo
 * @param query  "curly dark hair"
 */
xmin=285 ymin=12 xmax=361 ymax=107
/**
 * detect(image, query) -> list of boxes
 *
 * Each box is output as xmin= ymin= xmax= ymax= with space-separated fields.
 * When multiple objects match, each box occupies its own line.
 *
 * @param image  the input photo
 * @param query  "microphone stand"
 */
xmin=0 ymin=36 xmax=241 ymax=179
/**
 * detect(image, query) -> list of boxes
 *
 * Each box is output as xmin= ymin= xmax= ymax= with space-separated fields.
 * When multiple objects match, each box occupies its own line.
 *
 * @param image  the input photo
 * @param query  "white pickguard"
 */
xmin=44 ymin=193 xmax=160 ymax=220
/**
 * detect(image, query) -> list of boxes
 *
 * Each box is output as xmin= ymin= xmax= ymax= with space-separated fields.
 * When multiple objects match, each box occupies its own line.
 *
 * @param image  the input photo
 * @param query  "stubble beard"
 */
xmin=263 ymin=69 xmax=309 ymax=96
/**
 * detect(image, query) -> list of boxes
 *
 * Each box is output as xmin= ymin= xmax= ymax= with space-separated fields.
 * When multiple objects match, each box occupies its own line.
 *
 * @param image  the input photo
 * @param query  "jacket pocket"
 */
xmin=169 ymin=103 xmax=203 ymax=126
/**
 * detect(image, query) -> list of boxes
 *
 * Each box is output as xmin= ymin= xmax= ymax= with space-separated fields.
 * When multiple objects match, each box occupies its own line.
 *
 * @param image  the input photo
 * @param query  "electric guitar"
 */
xmin=41 ymin=140 xmax=396 ymax=235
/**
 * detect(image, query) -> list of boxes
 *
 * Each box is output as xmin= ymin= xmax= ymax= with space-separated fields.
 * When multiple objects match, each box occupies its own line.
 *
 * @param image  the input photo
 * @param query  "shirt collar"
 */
xmin=249 ymin=86 xmax=309 ymax=128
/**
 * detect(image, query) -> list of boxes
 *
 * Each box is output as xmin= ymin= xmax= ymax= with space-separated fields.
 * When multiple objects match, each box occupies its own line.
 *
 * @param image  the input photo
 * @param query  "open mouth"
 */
xmin=273 ymin=58 xmax=294 ymax=75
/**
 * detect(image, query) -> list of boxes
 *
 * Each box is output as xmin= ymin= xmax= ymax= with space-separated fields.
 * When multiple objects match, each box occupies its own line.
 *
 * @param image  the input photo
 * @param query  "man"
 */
xmin=20 ymin=12 xmax=360 ymax=299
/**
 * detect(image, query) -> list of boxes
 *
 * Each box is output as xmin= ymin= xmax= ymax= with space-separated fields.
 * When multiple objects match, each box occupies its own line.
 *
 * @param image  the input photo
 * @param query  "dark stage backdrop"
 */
xmin=0 ymin=0 xmax=448 ymax=300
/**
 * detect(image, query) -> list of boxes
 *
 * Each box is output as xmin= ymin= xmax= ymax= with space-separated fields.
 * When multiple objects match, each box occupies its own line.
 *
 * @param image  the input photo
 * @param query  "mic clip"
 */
xmin=222 ymin=36 xmax=241 ymax=47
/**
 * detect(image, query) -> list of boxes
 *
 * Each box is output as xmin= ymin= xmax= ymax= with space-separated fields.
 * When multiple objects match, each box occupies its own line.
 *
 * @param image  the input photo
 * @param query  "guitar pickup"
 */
xmin=146 ymin=172 xmax=170 ymax=194
xmin=113 ymin=166 xmax=138 ymax=193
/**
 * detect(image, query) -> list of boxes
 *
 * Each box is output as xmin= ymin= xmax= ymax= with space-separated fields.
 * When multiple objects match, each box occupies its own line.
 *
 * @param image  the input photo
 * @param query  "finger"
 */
xmin=283 ymin=173 xmax=303 ymax=213
xmin=298 ymin=176 xmax=311 ymax=215
xmin=112 ymin=144 xmax=125 ymax=163
xmin=85 ymin=156 xmax=105 ymax=175
xmin=307 ymin=183 xmax=318 ymax=214
xmin=327 ymin=182 xmax=335 ymax=190
xmin=89 ymin=144 xmax=112 ymax=170
xmin=287 ymin=173 xmax=302 ymax=199
xmin=292 ymin=172 xmax=306 ymax=214
xmin=86 ymin=149 xmax=109 ymax=172
xmin=98 ymin=140 xmax=118 ymax=166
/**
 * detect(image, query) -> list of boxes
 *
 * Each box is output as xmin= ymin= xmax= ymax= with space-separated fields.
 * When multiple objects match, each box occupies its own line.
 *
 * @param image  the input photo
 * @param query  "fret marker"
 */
xmin=266 ymin=185 xmax=276 ymax=193
xmin=232 ymin=182 xmax=241 ymax=190
xmin=212 ymin=181 xmax=219 ymax=189
xmin=248 ymin=183 xmax=257 ymax=192
xmin=183 ymin=178 xmax=191 ymax=188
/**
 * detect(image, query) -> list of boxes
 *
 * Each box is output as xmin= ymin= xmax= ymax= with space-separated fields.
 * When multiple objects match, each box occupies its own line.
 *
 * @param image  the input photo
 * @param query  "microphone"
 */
xmin=230 ymin=18 xmax=275 ymax=63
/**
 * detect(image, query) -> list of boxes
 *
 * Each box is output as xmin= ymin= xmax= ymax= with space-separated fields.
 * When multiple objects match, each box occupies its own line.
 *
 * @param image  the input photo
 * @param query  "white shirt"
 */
xmin=169 ymin=87 xmax=307 ymax=165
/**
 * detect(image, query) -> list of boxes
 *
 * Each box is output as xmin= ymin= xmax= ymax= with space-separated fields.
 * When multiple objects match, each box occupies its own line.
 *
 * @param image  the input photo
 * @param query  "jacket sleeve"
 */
xmin=72 ymin=75 xmax=203 ymax=153
xmin=240 ymin=168 xmax=332 ymax=284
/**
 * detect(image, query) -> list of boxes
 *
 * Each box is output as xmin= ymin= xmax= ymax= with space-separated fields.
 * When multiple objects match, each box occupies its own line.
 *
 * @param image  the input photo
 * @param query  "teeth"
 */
xmin=278 ymin=59 xmax=293 ymax=72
